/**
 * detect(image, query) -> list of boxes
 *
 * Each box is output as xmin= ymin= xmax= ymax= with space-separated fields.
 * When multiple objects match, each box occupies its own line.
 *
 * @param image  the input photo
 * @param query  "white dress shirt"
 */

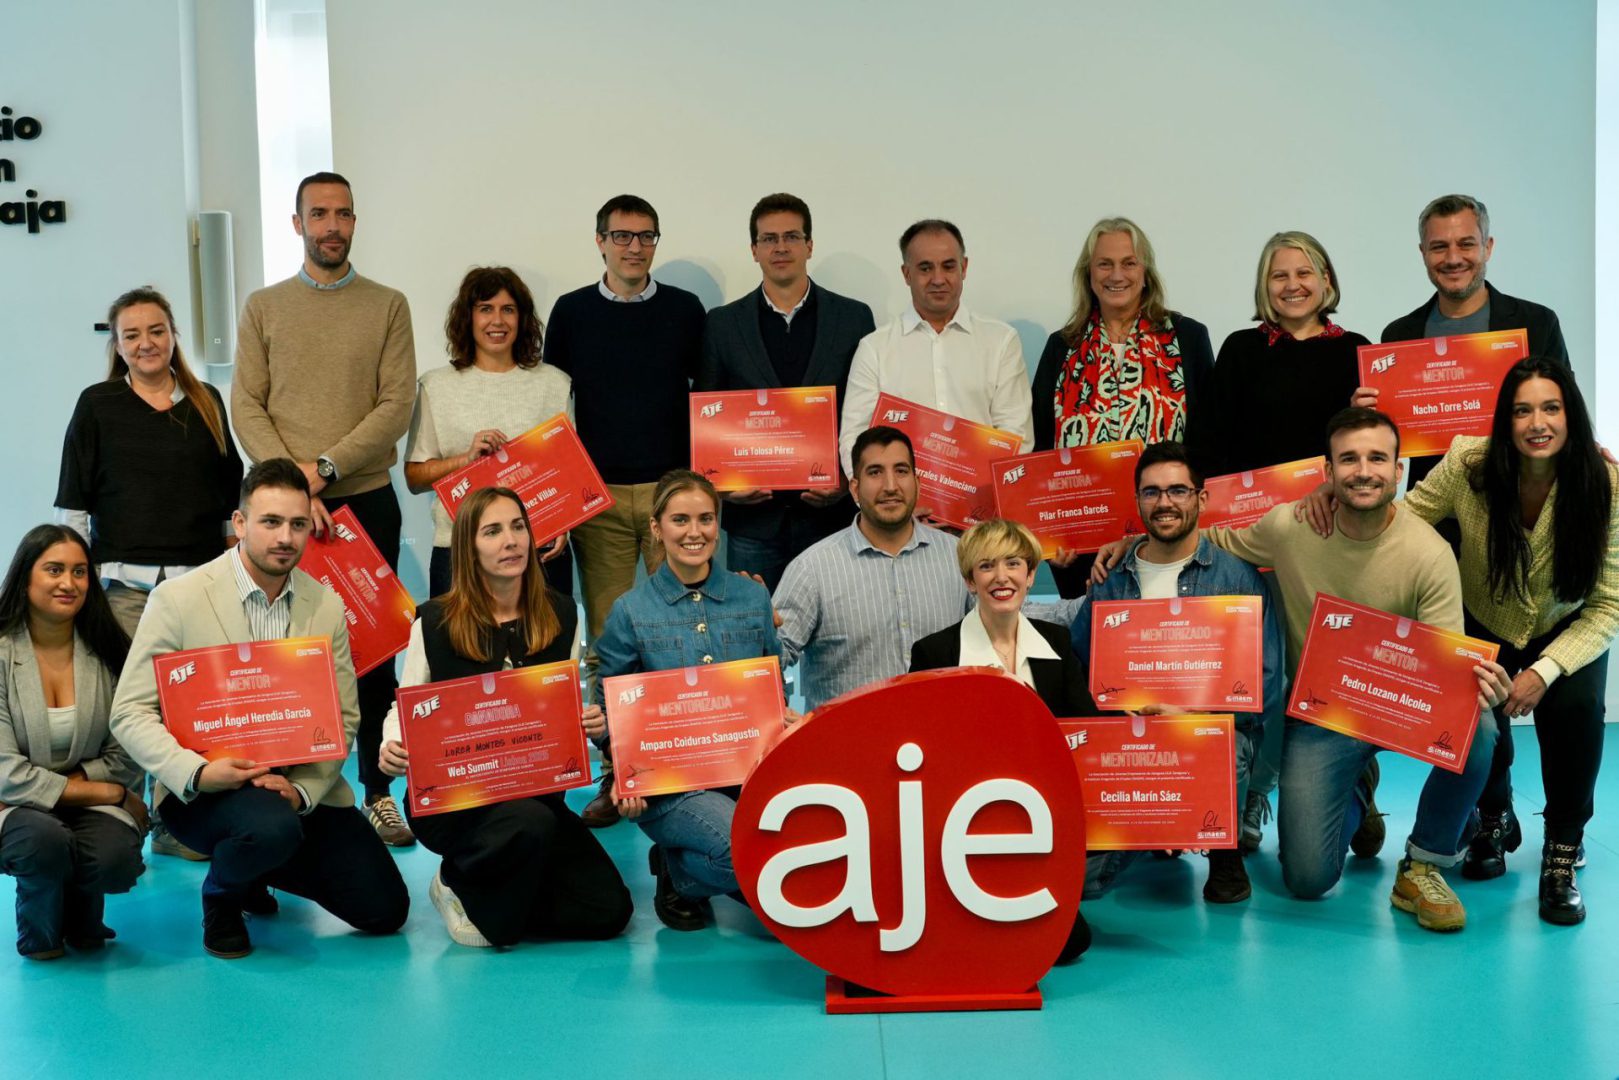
xmin=957 ymin=609 xmax=1060 ymax=690
xmin=839 ymin=305 xmax=1034 ymax=475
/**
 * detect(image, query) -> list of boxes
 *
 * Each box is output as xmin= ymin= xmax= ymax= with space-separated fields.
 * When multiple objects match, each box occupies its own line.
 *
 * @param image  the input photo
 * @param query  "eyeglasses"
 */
xmin=1137 ymin=484 xmax=1200 ymax=503
xmin=754 ymin=232 xmax=807 ymax=247
xmin=603 ymin=230 xmax=660 ymax=247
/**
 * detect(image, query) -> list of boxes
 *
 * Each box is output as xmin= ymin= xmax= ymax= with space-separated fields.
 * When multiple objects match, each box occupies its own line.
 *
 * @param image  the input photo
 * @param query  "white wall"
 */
xmin=1598 ymin=0 xmax=1618 ymax=449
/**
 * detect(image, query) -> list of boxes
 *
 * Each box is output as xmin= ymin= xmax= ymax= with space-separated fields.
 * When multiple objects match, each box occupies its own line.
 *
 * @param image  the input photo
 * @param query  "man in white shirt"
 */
xmin=838 ymin=220 xmax=1034 ymax=479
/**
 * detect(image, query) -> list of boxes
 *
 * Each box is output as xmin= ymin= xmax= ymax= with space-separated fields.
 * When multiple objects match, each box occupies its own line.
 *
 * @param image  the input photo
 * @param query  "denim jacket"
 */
xmin=1070 ymin=534 xmax=1285 ymax=730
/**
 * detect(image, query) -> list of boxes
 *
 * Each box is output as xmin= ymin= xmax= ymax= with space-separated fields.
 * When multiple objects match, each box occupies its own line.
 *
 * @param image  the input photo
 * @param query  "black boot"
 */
xmin=1461 ymin=806 xmax=1522 ymax=881
xmin=1539 ymin=841 xmax=1585 ymax=925
xmin=648 ymin=846 xmax=707 ymax=931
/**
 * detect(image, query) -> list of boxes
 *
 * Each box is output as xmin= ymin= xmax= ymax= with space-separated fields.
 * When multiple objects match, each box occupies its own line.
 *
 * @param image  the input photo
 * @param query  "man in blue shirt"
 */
xmin=1071 ymin=440 xmax=1286 ymax=903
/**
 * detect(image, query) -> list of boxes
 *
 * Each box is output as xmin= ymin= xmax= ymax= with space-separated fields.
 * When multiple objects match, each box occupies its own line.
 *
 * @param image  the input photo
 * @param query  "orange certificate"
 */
xmin=1058 ymin=715 xmax=1237 ymax=850
xmin=869 ymin=394 xmax=1023 ymax=529
xmin=431 ymin=413 xmax=614 ymax=546
xmin=990 ymin=442 xmax=1145 ymax=557
xmin=1287 ymin=594 xmax=1499 ymax=773
xmin=154 ymin=638 xmax=346 ymax=768
xmin=689 ymin=386 xmax=840 ymax=491
xmin=1200 ymin=457 xmax=1327 ymax=531
xmin=397 ymin=661 xmax=592 ymax=817
xmin=1357 ymin=330 xmax=1529 ymax=458
xmin=300 ymin=506 xmax=415 ymax=677
xmin=605 ymin=656 xmax=785 ymax=799
xmin=1089 ymin=596 xmax=1265 ymax=713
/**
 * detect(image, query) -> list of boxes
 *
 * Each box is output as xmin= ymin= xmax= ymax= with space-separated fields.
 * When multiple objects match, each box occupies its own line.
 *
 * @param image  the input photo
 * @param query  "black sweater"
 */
xmin=543 ymin=282 xmax=705 ymax=485
xmin=1197 ymin=326 xmax=1370 ymax=477
xmin=55 ymin=380 xmax=243 ymax=565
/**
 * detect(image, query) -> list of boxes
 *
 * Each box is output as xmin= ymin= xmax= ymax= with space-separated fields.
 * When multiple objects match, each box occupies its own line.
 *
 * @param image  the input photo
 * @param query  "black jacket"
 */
xmin=1381 ymin=281 xmax=1568 ymax=364
xmin=908 ymin=617 xmax=1093 ymax=716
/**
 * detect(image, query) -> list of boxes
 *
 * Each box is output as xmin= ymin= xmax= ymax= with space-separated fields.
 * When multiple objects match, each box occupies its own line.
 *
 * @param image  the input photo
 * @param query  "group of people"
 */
xmin=0 ymin=172 xmax=1609 ymax=966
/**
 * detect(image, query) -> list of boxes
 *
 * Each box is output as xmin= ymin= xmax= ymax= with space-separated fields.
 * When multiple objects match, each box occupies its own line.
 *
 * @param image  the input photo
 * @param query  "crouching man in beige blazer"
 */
xmin=110 ymin=459 xmax=408 ymax=958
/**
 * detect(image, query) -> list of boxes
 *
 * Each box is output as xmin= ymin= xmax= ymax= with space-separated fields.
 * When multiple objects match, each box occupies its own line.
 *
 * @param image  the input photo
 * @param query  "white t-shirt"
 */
xmin=47 ymin=704 xmax=77 ymax=769
xmin=1134 ymin=553 xmax=1191 ymax=600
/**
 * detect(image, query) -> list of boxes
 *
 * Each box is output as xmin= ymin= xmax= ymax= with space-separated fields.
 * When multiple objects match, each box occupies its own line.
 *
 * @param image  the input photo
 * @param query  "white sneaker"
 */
xmin=429 ymin=869 xmax=492 ymax=948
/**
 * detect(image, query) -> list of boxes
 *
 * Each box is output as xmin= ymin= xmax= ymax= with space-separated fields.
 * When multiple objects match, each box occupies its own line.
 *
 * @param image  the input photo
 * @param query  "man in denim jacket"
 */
xmin=1071 ymin=440 xmax=1285 ymax=904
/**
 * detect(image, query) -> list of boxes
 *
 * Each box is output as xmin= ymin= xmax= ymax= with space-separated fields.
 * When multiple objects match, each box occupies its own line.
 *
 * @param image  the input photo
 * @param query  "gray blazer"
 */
xmin=109 ymin=549 xmax=361 ymax=810
xmin=0 ymin=627 xmax=141 ymax=809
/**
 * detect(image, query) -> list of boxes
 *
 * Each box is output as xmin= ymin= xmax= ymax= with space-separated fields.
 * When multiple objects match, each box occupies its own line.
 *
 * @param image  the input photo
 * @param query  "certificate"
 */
xmin=690 ymin=386 xmax=840 ymax=491
xmin=154 ymin=638 xmax=346 ymax=768
xmin=300 ymin=506 xmax=415 ymax=677
xmin=869 ymin=394 xmax=1023 ymax=529
xmin=1089 ymin=596 xmax=1265 ymax=712
xmin=432 ymin=413 xmax=614 ymax=546
xmin=1287 ymin=594 xmax=1499 ymax=773
xmin=396 ymin=660 xmax=592 ymax=817
xmin=1200 ymin=457 xmax=1327 ymax=531
xmin=1357 ymin=330 xmax=1529 ymax=458
xmin=1058 ymin=715 xmax=1238 ymax=850
xmin=990 ymin=442 xmax=1145 ymax=556
xmin=605 ymin=657 xmax=785 ymax=799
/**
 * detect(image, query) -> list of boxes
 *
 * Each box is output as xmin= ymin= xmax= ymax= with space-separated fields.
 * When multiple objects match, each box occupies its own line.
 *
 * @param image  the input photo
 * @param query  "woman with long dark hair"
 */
xmin=0 ymin=525 xmax=146 ymax=959
xmin=55 ymin=286 xmax=243 ymax=861
xmin=1402 ymin=357 xmax=1617 ymax=924
xmin=377 ymin=486 xmax=630 ymax=948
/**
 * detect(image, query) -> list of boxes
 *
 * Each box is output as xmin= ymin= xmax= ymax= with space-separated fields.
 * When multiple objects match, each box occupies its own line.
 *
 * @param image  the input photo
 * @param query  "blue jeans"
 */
xmin=636 ymin=788 xmax=739 ymax=900
xmin=0 ymin=807 xmax=144 ymax=954
xmin=1276 ymin=711 xmax=1499 ymax=899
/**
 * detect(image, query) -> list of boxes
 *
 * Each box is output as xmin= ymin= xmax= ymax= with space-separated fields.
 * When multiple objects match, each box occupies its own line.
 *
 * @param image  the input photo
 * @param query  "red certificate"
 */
xmin=690 ymin=386 xmax=840 ymax=491
xmin=300 ymin=506 xmax=414 ymax=677
xmin=432 ymin=413 xmax=614 ymax=546
xmin=1089 ymin=596 xmax=1265 ymax=712
xmin=154 ymin=638 xmax=346 ymax=768
xmin=1058 ymin=715 xmax=1237 ymax=850
xmin=1357 ymin=330 xmax=1529 ymax=458
xmin=869 ymin=394 xmax=1023 ymax=529
xmin=1201 ymin=457 xmax=1327 ymax=531
xmin=396 ymin=660 xmax=592 ymax=817
xmin=991 ymin=442 xmax=1145 ymax=556
xmin=1287 ymin=594 xmax=1499 ymax=773
xmin=605 ymin=657 xmax=785 ymax=799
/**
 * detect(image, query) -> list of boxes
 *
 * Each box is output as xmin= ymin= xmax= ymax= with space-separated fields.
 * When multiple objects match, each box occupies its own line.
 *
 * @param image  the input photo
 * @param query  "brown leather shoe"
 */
xmin=580 ymin=774 xmax=620 ymax=828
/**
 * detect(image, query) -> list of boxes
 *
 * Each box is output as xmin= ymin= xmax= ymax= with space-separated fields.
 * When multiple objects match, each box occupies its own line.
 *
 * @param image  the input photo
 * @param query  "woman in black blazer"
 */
xmin=908 ymin=518 xmax=1092 ymax=960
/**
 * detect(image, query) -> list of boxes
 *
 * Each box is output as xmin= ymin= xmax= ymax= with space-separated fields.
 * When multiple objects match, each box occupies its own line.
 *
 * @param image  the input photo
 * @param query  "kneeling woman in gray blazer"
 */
xmin=0 ymin=525 xmax=146 ymax=960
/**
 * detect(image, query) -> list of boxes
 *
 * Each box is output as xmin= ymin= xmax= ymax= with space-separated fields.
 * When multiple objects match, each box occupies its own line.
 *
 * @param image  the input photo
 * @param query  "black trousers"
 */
xmin=0 ymin=807 xmax=143 ymax=954
xmin=1048 ymin=553 xmax=1098 ymax=600
xmin=1466 ymin=609 xmax=1609 ymax=844
xmin=161 ymin=786 xmax=408 ymax=933
xmin=409 ymin=794 xmax=631 ymax=946
xmin=321 ymin=484 xmax=402 ymax=799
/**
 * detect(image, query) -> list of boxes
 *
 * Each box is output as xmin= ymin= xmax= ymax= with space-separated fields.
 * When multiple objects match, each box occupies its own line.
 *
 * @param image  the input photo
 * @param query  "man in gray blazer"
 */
xmin=697 ymin=192 xmax=877 ymax=592
xmin=110 ymin=459 xmax=408 ymax=958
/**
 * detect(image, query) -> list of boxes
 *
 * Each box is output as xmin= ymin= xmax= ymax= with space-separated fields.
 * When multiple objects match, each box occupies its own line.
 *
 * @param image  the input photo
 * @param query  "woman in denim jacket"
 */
xmin=593 ymin=469 xmax=796 ymax=931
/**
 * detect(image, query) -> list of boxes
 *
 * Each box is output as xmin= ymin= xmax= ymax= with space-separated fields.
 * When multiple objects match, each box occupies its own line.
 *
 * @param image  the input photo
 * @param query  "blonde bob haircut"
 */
xmin=1059 ymin=216 xmax=1171 ymax=346
xmin=1252 ymin=230 xmax=1340 ymax=324
xmin=956 ymin=518 xmax=1044 ymax=580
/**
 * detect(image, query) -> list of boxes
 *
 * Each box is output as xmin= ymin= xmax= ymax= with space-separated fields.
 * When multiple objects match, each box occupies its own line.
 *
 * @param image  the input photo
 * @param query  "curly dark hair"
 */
xmin=443 ymin=266 xmax=543 ymax=370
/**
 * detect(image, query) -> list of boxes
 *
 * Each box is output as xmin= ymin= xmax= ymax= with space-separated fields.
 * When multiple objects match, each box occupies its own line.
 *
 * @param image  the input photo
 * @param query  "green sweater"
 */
xmin=1203 ymin=502 xmax=1463 ymax=675
xmin=231 ymin=273 xmax=416 ymax=497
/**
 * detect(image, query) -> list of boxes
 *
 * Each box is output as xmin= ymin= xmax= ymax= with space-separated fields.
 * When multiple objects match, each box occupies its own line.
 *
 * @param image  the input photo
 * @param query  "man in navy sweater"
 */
xmin=543 ymin=194 xmax=706 ymax=826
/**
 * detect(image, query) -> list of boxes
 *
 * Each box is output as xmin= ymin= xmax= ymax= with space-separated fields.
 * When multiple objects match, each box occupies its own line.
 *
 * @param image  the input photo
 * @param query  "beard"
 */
xmin=305 ymin=232 xmax=350 ymax=269
xmin=1144 ymin=508 xmax=1197 ymax=545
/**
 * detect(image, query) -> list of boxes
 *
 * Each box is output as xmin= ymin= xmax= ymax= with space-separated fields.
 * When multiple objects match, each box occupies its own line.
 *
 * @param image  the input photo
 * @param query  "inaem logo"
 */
xmin=700 ymin=401 xmax=724 ymax=419
xmin=1102 ymin=610 xmax=1131 ymax=629
xmin=1369 ymin=353 xmax=1397 ymax=375
xmin=882 ymin=409 xmax=910 ymax=423
xmin=1323 ymin=613 xmax=1355 ymax=630
xmin=167 ymin=661 xmax=197 ymax=686
xmin=333 ymin=523 xmax=357 ymax=543
xmin=1002 ymin=464 xmax=1027 ymax=485
xmin=450 ymin=478 xmax=471 ymax=500
xmin=411 ymin=695 xmax=441 ymax=720
xmin=618 ymin=684 xmax=646 ymax=706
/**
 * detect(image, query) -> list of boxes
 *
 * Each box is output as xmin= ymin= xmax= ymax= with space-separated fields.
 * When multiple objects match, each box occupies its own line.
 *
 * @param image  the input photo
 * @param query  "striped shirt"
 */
xmin=775 ymin=519 xmax=972 ymax=710
xmin=228 ymin=545 xmax=296 ymax=640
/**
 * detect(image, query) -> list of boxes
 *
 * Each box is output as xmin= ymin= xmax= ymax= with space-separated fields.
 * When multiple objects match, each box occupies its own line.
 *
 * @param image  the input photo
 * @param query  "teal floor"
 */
xmin=3 ymin=738 xmax=1615 ymax=1080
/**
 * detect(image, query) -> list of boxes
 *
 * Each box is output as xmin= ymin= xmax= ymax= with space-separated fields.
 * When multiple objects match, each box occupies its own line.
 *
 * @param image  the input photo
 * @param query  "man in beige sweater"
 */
xmin=232 ymin=172 xmax=417 ymax=848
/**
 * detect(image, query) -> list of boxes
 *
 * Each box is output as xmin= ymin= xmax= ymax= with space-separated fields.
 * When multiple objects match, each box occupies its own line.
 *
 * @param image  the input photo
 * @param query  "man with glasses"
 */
xmin=696 ymin=193 xmax=875 ymax=590
xmin=1071 ymin=440 xmax=1286 ymax=904
xmin=544 ymin=193 xmax=707 ymax=826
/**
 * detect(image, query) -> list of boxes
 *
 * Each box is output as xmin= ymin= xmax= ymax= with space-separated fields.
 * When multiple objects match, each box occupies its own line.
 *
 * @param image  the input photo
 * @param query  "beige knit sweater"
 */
xmin=231 ymin=273 xmax=417 ymax=497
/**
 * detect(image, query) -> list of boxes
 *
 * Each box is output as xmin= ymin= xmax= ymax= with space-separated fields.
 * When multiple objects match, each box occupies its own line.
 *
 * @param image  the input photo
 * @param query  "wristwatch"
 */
xmin=316 ymin=456 xmax=338 ymax=481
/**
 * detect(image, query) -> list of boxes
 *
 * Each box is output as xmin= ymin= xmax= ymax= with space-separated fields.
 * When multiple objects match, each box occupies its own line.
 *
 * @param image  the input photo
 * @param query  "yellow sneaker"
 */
xmin=1391 ymin=859 xmax=1466 ymax=932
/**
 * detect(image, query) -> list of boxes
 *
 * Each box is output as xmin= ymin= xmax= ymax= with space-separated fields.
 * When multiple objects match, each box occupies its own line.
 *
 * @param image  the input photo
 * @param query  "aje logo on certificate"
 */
xmin=154 ymin=638 xmax=346 ymax=768
xmin=1059 ymin=714 xmax=1236 ymax=850
xmin=689 ymin=386 xmax=840 ymax=491
xmin=1089 ymin=596 xmax=1264 ymax=712
xmin=300 ymin=506 xmax=414 ymax=677
xmin=1357 ymin=329 xmax=1528 ymax=458
xmin=1287 ymin=594 xmax=1499 ymax=773
xmin=990 ymin=442 xmax=1144 ymax=557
